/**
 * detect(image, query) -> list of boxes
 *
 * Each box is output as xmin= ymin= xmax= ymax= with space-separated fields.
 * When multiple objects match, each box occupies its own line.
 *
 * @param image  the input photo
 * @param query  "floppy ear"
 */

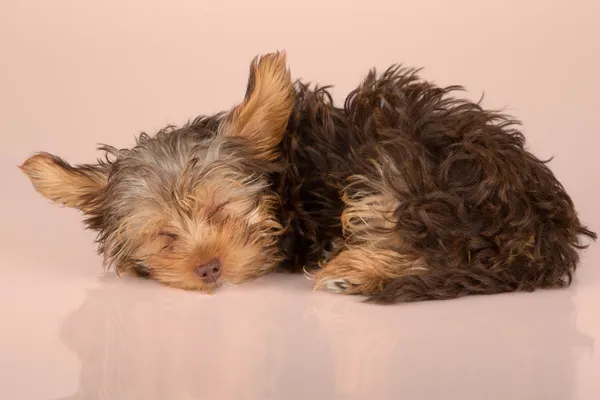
xmin=19 ymin=152 xmax=108 ymax=212
xmin=221 ymin=51 xmax=295 ymax=161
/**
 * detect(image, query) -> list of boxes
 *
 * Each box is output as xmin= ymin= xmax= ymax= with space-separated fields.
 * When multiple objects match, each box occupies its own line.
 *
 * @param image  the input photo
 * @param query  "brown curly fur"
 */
xmin=278 ymin=65 xmax=596 ymax=303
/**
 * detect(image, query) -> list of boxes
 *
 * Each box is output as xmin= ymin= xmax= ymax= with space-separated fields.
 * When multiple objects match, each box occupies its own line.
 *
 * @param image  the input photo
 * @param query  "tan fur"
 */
xmin=315 ymin=247 xmax=427 ymax=295
xmin=341 ymin=180 xmax=403 ymax=248
xmin=144 ymin=216 xmax=283 ymax=291
xmin=315 ymin=173 xmax=427 ymax=295
xmin=221 ymin=51 xmax=295 ymax=161
xmin=99 ymin=154 xmax=285 ymax=291
xmin=126 ymin=181 xmax=283 ymax=289
xmin=19 ymin=153 xmax=107 ymax=212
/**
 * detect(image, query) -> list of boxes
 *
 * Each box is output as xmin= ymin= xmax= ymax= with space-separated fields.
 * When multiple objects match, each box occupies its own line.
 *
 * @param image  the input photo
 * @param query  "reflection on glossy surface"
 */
xmin=38 ymin=274 xmax=591 ymax=400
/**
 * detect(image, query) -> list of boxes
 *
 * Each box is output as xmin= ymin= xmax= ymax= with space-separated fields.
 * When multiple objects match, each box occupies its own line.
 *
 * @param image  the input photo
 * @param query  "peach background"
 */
xmin=0 ymin=0 xmax=598 ymax=399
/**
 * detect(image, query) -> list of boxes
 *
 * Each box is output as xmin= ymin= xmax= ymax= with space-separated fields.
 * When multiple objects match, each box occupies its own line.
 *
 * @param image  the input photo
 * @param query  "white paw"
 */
xmin=324 ymin=278 xmax=350 ymax=293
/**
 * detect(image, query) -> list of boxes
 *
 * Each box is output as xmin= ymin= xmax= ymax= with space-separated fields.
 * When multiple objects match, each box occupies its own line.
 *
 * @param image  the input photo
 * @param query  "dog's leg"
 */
xmin=311 ymin=177 xmax=427 ymax=296
xmin=313 ymin=246 xmax=426 ymax=295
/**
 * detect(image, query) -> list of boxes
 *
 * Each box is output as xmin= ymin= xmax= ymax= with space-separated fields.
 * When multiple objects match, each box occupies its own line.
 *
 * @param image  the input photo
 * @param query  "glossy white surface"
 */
xmin=2 ymin=269 xmax=600 ymax=399
xmin=1 ymin=0 xmax=599 ymax=399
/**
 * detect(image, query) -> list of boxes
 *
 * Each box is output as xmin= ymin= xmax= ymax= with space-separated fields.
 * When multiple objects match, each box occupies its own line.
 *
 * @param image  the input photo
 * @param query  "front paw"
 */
xmin=323 ymin=278 xmax=352 ymax=293
xmin=314 ymin=273 xmax=361 ymax=294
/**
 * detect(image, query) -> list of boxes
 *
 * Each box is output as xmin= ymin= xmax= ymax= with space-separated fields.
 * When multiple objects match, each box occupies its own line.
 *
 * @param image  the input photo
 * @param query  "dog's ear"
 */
xmin=20 ymin=153 xmax=108 ymax=212
xmin=221 ymin=51 xmax=295 ymax=161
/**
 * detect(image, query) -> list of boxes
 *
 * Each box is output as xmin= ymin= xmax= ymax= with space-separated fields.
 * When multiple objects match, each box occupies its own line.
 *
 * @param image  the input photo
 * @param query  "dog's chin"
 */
xmin=164 ymin=279 xmax=223 ymax=293
xmin=137 ymin=271 xmax=223 ymax=292
xmin=196 ymin=281 xmax=222 ymax=293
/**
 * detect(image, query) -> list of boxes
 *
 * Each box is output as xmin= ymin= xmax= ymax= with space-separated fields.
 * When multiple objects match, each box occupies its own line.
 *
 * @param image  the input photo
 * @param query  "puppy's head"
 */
xmin=20 ymin=52 xmax=295 ymax=291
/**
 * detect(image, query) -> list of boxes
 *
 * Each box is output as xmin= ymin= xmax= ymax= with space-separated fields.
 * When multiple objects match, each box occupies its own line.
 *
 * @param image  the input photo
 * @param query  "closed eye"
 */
xmin=158 ymin=232 xmax=178 ymax=250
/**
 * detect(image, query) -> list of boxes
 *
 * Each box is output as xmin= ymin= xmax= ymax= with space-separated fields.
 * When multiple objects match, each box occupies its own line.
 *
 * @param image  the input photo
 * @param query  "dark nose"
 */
xmin=194 ymin=258 xmax=222 ymax=283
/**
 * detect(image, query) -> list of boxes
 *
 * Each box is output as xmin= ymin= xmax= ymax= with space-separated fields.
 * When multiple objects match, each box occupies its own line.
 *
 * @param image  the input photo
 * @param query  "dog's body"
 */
xmin=21 ymin=52 xmax=596 ymax=303
xmin=277 ymin=67 xmax=596 ymax=302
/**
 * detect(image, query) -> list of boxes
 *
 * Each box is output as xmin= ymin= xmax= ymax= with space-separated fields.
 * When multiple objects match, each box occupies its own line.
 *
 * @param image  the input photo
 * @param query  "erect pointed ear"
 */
xmin=221 ymin=51 xmax=295 ymax=161
xmin=19 ymin=152 xmax=108 ymax=212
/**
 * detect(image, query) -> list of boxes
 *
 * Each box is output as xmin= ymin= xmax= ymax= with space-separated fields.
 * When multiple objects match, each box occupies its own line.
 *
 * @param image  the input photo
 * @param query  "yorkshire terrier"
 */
xmin=21 ymin=51 xmax=596 ymax=302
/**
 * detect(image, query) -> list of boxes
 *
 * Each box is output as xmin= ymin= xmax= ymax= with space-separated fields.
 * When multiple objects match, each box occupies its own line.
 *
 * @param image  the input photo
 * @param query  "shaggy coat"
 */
xmin=276 ymin=66 xmax=596 ymax=302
